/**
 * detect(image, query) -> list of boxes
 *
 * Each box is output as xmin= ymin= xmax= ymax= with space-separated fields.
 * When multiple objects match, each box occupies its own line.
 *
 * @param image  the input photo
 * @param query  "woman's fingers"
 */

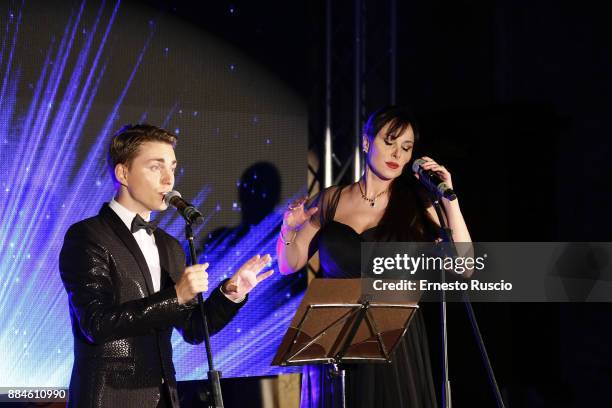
xmin=306 ymin=206 xmax=318 ymax=218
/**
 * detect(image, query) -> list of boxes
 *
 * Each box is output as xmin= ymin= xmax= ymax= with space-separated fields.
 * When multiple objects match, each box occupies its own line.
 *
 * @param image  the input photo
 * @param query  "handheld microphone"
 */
xmin=163 ymin=190 xmax=204 ymax=225
xmin=411 ymin=158 xmax=457 ymax=201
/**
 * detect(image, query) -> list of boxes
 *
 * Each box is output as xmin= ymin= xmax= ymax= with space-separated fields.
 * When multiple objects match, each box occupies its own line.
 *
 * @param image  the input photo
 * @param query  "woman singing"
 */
xmin=277 ymin=106 xmax=472 ymax=407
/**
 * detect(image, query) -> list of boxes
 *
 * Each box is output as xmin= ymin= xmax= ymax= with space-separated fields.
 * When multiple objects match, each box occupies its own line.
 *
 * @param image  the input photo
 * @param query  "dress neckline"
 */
xmin=325 ymin=185 xmax=379 ymax=237
xmin=328 ymin=219 xmax=378 ymax=236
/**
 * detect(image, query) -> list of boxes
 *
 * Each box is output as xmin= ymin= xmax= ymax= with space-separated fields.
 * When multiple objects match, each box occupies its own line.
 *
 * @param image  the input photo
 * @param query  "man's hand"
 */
xmin=175 ymin=263 xmax=209 ymax=305
xmin=222 ymin=254 xmax=274 ymax=301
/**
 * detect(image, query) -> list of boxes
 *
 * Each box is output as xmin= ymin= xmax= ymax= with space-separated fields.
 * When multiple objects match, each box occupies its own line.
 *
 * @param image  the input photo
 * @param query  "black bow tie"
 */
xmin=131 ymin=214 xmax=158 ymax=235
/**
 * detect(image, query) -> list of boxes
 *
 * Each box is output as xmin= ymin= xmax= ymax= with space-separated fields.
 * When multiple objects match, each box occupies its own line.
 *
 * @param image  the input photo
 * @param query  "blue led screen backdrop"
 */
xmin=0 ymin=0 xmax=306 ymax=386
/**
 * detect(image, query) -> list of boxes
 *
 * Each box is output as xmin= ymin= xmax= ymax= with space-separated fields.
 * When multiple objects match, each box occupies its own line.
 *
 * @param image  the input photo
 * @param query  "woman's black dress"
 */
xmin=299 ymin=186 xmax=438 ymax=408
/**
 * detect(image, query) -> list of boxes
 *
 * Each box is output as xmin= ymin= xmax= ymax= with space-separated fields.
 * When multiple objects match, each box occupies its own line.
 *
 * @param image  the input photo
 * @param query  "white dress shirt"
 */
xmin=109 ymin=199 xmax=162 ymax=292
xmin=108 ymin=199 xmax=244 ymax=303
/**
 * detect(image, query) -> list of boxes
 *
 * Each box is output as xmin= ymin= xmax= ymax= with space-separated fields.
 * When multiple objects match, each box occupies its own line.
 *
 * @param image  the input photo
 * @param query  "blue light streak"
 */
xmin=0 ymin=0 xmax=304 ymax=387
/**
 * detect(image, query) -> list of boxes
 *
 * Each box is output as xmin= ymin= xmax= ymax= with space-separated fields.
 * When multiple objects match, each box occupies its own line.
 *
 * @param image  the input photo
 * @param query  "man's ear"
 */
xmin=362 ymin=135 xmax=369 ymax=153
xmin=114 ymin=163 xmax=128 ymax=188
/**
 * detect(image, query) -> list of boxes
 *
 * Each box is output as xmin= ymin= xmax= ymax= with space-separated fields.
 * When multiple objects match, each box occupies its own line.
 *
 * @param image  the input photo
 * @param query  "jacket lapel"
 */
xmin=154 ymin=230 xmax=177 ymax=286
xmin=100 ymin=204 xmax=155 ymax=295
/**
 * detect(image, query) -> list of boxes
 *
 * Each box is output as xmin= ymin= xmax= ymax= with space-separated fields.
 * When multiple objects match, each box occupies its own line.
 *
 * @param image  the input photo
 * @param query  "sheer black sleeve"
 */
xmin=305 ymin=185 xmax=342 ymax=229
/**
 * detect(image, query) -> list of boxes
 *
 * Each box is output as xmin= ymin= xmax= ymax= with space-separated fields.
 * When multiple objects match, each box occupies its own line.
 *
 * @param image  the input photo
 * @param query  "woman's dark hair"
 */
xmin=364 ymin=106 xmax=440 ymax=241
xmin=363 ymin=106 xmax=419 ymax=144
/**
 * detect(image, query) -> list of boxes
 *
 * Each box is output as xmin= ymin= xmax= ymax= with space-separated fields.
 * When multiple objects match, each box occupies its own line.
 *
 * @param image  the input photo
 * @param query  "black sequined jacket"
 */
xmin=59 ymin=204 xmax=245 ymax=408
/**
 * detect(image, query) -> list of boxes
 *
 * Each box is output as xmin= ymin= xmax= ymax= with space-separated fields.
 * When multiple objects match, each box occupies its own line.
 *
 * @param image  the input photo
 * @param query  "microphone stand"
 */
xmin=430 ymin=196 xmax=453 ymax=408
xmin=185 ymin=223 xmax=224 ymax=408
xmin=430 ymin=195 xmax=505 ymax=408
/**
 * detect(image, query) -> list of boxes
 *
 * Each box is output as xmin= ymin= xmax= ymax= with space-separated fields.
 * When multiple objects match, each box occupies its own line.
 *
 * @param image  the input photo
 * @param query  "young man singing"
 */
xmin=59 ymin=124 xmax=273 ymax=407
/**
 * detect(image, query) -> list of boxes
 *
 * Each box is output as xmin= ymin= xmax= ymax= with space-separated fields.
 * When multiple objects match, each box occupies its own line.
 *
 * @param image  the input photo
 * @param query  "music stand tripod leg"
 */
xmin=331 ymin=363 xmax=347 ymax=408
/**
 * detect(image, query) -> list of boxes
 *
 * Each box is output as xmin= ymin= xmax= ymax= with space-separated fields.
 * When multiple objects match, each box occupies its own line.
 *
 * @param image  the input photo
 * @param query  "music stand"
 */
xmin=272 ymin=279 xmax=420 ymax=408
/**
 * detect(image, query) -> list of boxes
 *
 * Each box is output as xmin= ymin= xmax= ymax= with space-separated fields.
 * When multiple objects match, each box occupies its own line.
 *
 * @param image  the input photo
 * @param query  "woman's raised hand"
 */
xmin=283 ymin=196 xmax=318 ymax=231
xmin=415 ymin=156 xmax=453 ymax=190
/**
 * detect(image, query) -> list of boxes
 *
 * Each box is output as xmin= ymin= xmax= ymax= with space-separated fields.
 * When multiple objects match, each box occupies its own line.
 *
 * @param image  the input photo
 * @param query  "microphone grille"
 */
xmin=163 ymin=190 xmax=182 ymax=206
xmin=411 ymin=158 xmax=426 ymax=173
